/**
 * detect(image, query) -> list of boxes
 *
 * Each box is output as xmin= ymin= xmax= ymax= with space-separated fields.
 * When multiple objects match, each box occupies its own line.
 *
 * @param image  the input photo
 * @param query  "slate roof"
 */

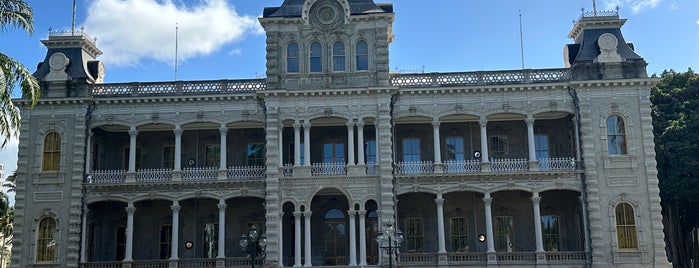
xmin=565 ymin=28 xmax=643 ymax=65
xmin=263 ymin=0 xmax=392 ymax=18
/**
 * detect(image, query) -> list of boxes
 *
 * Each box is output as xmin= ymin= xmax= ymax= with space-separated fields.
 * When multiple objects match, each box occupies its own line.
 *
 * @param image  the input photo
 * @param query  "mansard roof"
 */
xmin=263 ymin=0 xmax=392 ymax=18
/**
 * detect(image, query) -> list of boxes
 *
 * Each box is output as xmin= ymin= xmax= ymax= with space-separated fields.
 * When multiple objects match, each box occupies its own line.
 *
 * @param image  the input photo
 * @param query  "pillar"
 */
xmin=347 ymin=121 xmax=355 ymax=165
xmin=217 ymin=200 xmax=227 ymax=258
xmin=304 ymin=211 xmax=312 ymax=267
xmin=436 ymin=194 xmax=446 ymax=253
xmin=174 ymin=125 xmax=183 ymax=171
xmin=532 ymin=192 xmax=544 ymax=252
xmin=348 ymin=210 xmax=357 ymax=266
xmin=124 ymin=203 xmax=136 ymax=261
xmin=303 ymin=122 xmax=311 ymax=167
xmin=80 ymin=206 xmax=88 ymax=262
xmin=358 ymin=210 xmax=367 ymax=266
xmin=479 ymin=119 xmax=489 ymax=162
xmin=170 ymin=201 xmax=180 ymax=260
xmin=128 ymin=126 xmax=138 ymax=173
xmin=85 ymin=131 xmax=93 ymax=173
xmin=526 ymin=117 xmax=538 ymax=171
xmin=432 ymin=119 xmax=442 ymax=164
xmin=293 ymin=212 xmax=302 ymax=267
xmin=579 ymin=195 xmax=590 ymax=253
xmin=483 ymin=193 xmax=495 ymax=253
xmin=219 ymin=125 xmax=227 ymax=171
xmin=293 ymin=121 xmax=301 ymax=167
xmin=278 ymin=123 xmax=284 ymax=167
xmin=357 ymin=120 xmax=365 ymax=165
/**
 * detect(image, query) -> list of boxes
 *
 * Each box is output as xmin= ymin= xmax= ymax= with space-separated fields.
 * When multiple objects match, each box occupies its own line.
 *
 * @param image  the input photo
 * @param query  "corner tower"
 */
xmin=260 ymin=0 xmax=394 ymax=90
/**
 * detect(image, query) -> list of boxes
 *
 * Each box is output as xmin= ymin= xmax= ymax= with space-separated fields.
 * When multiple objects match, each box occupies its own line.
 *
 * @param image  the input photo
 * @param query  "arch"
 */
xmin=355 ymin=39 xmax=369 ymax=71
xmin=42 ymin=131 xmax=61 ymax=171
xmin=287 ymin=42 xmax=300 ymax=73
xmin=609 ymin=194 xmax=642 ymax=250
xmin=332 ymin=41 xmax=346 ymax=72
xmin=606 ymin=114 xmax=627 ymax=155
xmin=307 ymin=187 xmax=352 ymax=210
xmin=309 ymin=41 xmax=323 ymax=73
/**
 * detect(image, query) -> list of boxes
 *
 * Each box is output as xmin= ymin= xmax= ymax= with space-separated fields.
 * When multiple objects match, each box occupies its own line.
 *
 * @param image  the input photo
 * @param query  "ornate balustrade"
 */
xmin=538 ymin=157 xmax=577 ymax=171
xmin=444 ymin=159 xmax=482 ymax=173
xmin=90 ymin=79 xmax=266 ymax=97
xmin=81 ymin=258 xmax=262 ymax=268
xmin=395 ymin=161 xmax=434 ymax=175
xmin=545 ymin=251 xmax=588 ymax=262
xmin=398 ymin=253 xmax=438 ymax=264
xmin=496 ymin=252 xmax=537 ymax=263
xmin=135 ymin=168 xmax=172 ymax=183
xmin=89 ymin=170 xmax=125 ymax=183
xmin=280 ymin=164 xmax=294 ymax=177
xmin=311 ymin=162 xmax=347 ymax=176
xmin=446 ymin=252 xmax=488 ymax=263
xmin=491 ymin=158 xmax=529 ymax=172
xmin=182 ymin=167 xmax=218 ymax=181
xmin=227 ymin=165 xmax=265 ymax=180
xmin=390 ymin=68 xmax=569 ymax=88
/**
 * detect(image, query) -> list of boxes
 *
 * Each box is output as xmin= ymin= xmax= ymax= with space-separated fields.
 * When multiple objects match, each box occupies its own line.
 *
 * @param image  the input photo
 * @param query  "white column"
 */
xmin=374 ymin=125 xmax=379 ymax=163
xmin=357 ymin=121 xmax=365 ymax=165
xmin=483 ymin=193 xmax=495 ymax=253
xmin=347 ymin=121 xmax=355 ymax=165
xmin=532 ymin=192 xmax=544 ymax=252
xmin=348 ymin=210 xmax=358 ymax=266
xmin=358 ymin=210 xmax=367 ymax=266
xmin=217 ymin=200 xmax=227 ymax=258
xmin=170 ymin=201 xmax=181 ymax=260
xmin=526 ymin=118 xmax=537 ymax=162
xmin=579 ymin=195 xmax=590 ymax=252
xmin=433 ymin=119 xmax=442 ymax=164
xmin=279 ymin=123 xmax=284 ymax=167
xmin=293 ymin=122 xmax=301 ymax=167
xmin=128 ymin=127 xmax=138 ymax=172
xmin=85 ymin=131 xmax=93 ymax=173
xmin=303 ymin=211 xmax=312 ymax=267
xmin=124 ymin=203 xmax=136 ymax=261
xmin=303 ymin=122 xmax=311 ymax=167
xmin=479 ymin=119 xmax=489 ymax=162
xmin=219 ymin=125 xmax=227 ymax=170
xmin=174 ymin=126 xmax=183 ymax=171
xmin=293 ymin=212 xmax=302 ymax=267
xmin=80 ymin=206 xmax=89 ymax=262
xmin=436 ymin=193 xmax=446 ymax=253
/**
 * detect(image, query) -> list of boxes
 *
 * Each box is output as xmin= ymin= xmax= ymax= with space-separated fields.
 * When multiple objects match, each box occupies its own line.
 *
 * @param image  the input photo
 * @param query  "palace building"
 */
xmin=12 ymin=0 xmax=669 ymax=267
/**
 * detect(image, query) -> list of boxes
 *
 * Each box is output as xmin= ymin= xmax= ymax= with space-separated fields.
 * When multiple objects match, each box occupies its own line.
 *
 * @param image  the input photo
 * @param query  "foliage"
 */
xmin=0 ymin=0 xmax=40 ymax=147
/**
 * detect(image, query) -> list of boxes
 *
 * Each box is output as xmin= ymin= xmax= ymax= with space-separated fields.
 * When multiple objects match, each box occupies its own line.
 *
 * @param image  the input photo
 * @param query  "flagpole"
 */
xmin=175 ymin=23 xmax=179 ymax=81
xmin=72 ymin=0 xmax=76 ymax=35
xmin=519 ymin=10 xmax=525 ymax=70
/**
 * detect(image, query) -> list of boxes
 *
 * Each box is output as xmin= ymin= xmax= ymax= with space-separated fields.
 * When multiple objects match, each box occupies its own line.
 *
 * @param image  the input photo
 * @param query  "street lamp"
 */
xmin=239 ymin=224 xmax=267 ymax=268
xmin=376 ymin=222 xmax=403 ymax=268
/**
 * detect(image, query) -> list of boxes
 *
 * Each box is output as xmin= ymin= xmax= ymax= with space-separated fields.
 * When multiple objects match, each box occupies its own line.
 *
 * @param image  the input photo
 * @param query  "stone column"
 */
xmin=436 ymin=194 xmax=446 ymax=254
xmin=125 ymin=203 xmax=136 ymax=261
xmin=174 ymin=126 xmax=183 ymax=171
xmin=278 ymin=123 xmax=284 ymax=167
xmin=303 ymin=122 xmax=311 ymax=167
xmin=293 ymin=212 xmax=302 ymax=267
xmin=348 ymin=210 xmax=357 ymax=266
xmin=479 ymin=119 xmax=491 ymax=172
xmin=483 ymin=193 xmax=495 ymax=253
xmin=304 ymin=211 xmax=312 ymax=267
xmin=217 ymin=200 xmax=227 ymax=258
xmin=128 ymin=126 xmax=138 ymax=173
xmin=85 ymin=131 xmax=93 ymax=173
xmin=532 ymin=192 xmax=546 ymax=264
xmin=80 ymin=206 xmax=88 ymax=262
xmin=357 ymin=120 xmax=365 ymax=165
xmin=219 ymin=125 xmax=227 ymax=171
xmin=358 ymin=210 xmax=367 ymax=266
xmin=347 ymin=121 xmax=355 ymax=165
xmin=432 ymin=119 xmax=442 ymax=164
xmin=293 ymin=121 xmax=301 ymax=166
xmin=579 ymin=195 xmax=590 ymax=253
xmin=526 ymin=117 xmax=538 ymax=171
xmin=170 ymin=201 xmax=181 ymax=260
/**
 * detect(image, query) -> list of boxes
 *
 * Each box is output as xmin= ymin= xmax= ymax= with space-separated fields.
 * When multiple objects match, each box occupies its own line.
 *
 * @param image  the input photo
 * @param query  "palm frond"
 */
xmin=0 ymin=0 xmax=34 ymax=34
xmin=0 ymin=52 xmax=40 ymax=147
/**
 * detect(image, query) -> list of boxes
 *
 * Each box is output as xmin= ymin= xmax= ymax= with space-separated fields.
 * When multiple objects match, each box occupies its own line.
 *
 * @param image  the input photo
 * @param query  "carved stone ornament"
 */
xmin=310 ymin=0 xmax=344 ymax=30
xmin=594 ymin=33 xmax=623 ymax=63
xmin=46 ymin=52 xmax=70 ymax=81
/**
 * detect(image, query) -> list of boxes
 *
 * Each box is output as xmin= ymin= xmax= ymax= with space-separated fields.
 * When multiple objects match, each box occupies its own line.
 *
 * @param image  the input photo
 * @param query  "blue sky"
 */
xmin=1 ymin=0 xmax=698 ymax=192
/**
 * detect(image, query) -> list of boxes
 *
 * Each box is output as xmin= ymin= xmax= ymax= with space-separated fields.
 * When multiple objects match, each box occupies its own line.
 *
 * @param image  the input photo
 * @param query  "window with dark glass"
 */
xmin=42 ymin=132 xmax=61 ymax=171
xmin=489 ymin=136 xmax=509 ymax=159
xmin=203 ymin=223 xmax=218 ymax=258
xmin=615 ymin=203 xmax=638 ymax=249
xmin=159 ymin=225 xmax=172 ymax=259
xmin=607 ymin=115 xmax=627 ymax=155
xmin=404 ymin=218 xmax=424 ymax=253
xmin=37 ymin=217 xmax=57 ymax=262
xmin=333 ymin=41 xmax=345 ymax=72
xmin=323 ymin=141 xmax=345 ymax=163
xmin=162 ymin=145 xmax=174 ymax=169
xmin=287 ymin=43 xmax=299 ymax=73
xmin=247 ymin=143 xmax=265 ymax=166
xmin=450 ymin=217 xmax=469 ymax=252
xmin=541 ymin=215 xmax=560 ymax=251
xmin=206 ymin=144 xmax=220 ymax=167
xmin=535 ymin=135 xmax=550 ymax=170
xmin=115 ymin=226 xmax=126 ymax=261
xmin=494 ymin=216 xmax=514 ymax=252
xmin=310 ymin=42 xmax=322 ymax=72
xmin=446 ymin=136 xmax=465 ymax=161
xmin=356 ymin=40 xmax=368 ymax=71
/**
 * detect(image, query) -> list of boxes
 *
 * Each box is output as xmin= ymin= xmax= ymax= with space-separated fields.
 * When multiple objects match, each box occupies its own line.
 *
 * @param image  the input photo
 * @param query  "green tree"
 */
xmin=0 ymin=0 xmax=40 ymax=147
xmin=651 ymin=69 xmax=699 ymax=266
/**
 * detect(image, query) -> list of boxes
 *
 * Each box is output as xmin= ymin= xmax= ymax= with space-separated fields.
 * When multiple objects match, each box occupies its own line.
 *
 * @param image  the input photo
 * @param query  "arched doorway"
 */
xmin=324 ymin=209 xmax=347 ymax=265
xmin=311 ymin=188 xmax=350 ymax=266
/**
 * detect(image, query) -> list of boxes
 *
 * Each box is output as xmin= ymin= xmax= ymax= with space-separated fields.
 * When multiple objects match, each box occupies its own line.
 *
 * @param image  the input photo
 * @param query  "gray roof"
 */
xmin=263 ymin=0 xmax=392 ymax=18
xmin=565 ymin=28 xmax=643 ymax=65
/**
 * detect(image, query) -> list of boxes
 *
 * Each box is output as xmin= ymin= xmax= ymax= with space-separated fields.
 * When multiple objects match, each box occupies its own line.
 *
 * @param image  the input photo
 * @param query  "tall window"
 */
xmin=535 ymin=135 xmax=550 ymax=170
xmin=203 ymin=223 xmax=218 ymax=259
xmin=489 ymin=136 xmax=509 ymax=159
xmin=115 ymin=226 xmax=126 ymax=260
xmin=365 ymin=140 xmax=377 ymax=174
xmin=356 ymin=40 xmax=368 ymax=71
xmin=404 ymin=218 xmax=424 ymax=253
xmin=310 ymin=42 xmax=322 ymax=72
xmin=162 ymin=145 xmax=174 ymax=169
xmin=366 ymin=210 xmax=379 ymax=265
xmin=403 ymin=138 xmax=421 ymax=162
xmin=450 ymin=217 xmax=469 ymax=252
xmin=42 ymin=132 xmax=61 ymax=171
xmin=247 ymin=143 xmax=265 ymax=166
xmin=615 ymin=203 xmax=638 ymax=249
xmin=332 ymin=41 xmax=345 ymax=72
xmin=36 ymin=217 xmax=57 ymax=262
xmin=541 ymin=215 xmax=560 ymax=251
xmin=607 ymin=115 xmax=627 ymax=155
xmin=287 ymin=43 xmax=299 ymax=73
xmin=159 ymin=225 xmax=172 ymax=259
xmin=494 ymin=216 xmax=514 ymax=252
xmin=323 ymin=142 xmax=345 ymax=163
xmin=445 ymin=137 xmax=465 ymax=161
xmin=206 ymin=144 xmax=221 ymax=167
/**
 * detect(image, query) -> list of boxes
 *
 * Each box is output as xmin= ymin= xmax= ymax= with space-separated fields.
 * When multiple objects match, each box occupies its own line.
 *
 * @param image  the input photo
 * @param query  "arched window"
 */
xmin=332 ymin=41 xmax=345 ymax=72
xmin=615 ymin=203 xmax=638 ymax=249
xmin=356 ymin=40 xmax=368 ymax=71
xmin=287 ymin=43 xmax=299 ymax=73
xmin=607 ymin=115 xmax=627 ymax=155
xmin=310 ymin=42 xmax=322 ymax=72
xmin=37 ymin=217 xmax=57 ymax=262
xmin=42 ymin=132 xmax=61 ymax=171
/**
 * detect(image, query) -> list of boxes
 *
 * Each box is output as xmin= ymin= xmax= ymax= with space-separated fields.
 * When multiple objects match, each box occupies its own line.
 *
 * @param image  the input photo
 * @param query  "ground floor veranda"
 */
xmin=79 ymin=188 xmax=589 ymax=268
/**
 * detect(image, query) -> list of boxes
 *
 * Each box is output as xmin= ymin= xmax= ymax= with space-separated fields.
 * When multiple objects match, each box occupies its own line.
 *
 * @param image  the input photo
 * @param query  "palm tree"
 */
xmin=0 ymin=0 xmax=40 ymax=147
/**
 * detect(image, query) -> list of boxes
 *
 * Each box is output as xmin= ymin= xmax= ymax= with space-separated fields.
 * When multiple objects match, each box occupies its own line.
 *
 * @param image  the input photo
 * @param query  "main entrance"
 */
xmin=324 ymin=209 xmax=347 ymax=265
xmin=311 ymin=188 xmax=350 ymax=266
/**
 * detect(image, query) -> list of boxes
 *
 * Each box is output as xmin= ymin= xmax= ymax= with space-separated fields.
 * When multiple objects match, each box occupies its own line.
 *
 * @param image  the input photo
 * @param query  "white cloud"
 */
xmin=229 ymin=48 xmax=242 ymax=56
xmin=83 ymin=0 xmax=262 ymax=67
xmin=604 ymin=0 xmax=662 ymax=14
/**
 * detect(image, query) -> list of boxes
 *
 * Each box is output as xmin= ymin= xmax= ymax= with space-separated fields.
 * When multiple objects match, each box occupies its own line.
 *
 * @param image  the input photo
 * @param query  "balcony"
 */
xmin=395 ymin=157 xmax=578 ymax=176
xmin=88 ymin=166 xmax=265 ymax=184
xmin=399 ymin=251 xmax=588 ymax=266
xmin=81 ymin=257 xmax=263 ymax=268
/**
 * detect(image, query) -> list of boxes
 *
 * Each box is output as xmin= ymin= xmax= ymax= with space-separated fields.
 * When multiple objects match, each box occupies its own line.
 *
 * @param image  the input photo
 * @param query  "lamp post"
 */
xmin=239 ymin=224 xmax=267 ymax=268
xmin=376 ymin=222 xmax=403 ymax=268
